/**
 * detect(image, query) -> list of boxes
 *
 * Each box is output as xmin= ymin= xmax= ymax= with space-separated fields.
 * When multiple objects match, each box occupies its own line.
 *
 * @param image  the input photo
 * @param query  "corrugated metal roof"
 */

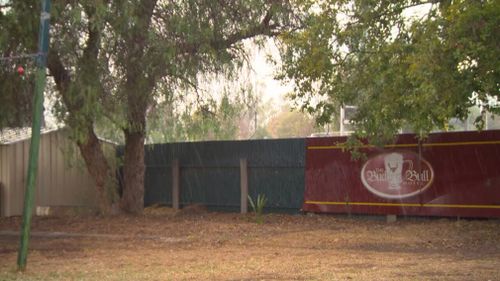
xmin=0 ymin=127 xmax=59 ymax=144
xmin=0 ymin=127 xmax=119 ymax=145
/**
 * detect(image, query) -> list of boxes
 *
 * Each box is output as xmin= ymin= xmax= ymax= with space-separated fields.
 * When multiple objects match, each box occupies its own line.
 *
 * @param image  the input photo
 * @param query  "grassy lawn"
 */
xmin=1 ymin=211 xmax=499 ymax=280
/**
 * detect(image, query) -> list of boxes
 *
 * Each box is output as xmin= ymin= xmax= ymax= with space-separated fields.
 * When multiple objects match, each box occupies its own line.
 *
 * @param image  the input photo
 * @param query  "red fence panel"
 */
xmin=303 ymin=130 xmax=500 ymax=218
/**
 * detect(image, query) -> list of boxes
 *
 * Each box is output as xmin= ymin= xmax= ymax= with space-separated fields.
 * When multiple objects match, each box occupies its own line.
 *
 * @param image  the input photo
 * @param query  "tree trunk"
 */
xmin=77 ymin=128 xmax=118 ymax=215
xmin=118 ymin=60 xmax=151 ymax=214
xmin=47 ymin=54 xmax=118 ymax=215
xmin=120 ymin=130 xmax=146 ymax=213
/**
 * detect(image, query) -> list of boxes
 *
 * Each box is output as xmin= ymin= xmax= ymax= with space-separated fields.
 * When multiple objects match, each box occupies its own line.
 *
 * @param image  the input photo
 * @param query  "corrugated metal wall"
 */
xmin=303 ymin=131 xmax=500 ymax=218
xmin=0 ymin=145 xmax=11 ymax=217
xmin=142 ymin=138 xmax=305 ymax=210
xmin=0 ymin=130 xmax=100 ymax=217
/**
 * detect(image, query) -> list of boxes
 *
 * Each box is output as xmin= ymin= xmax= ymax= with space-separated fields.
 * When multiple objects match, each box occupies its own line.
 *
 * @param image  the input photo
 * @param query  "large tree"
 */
xmin=278 ymin=0 xmax=499 ymax=144
xmin=1 ymin=1 xmax=296 ymax=214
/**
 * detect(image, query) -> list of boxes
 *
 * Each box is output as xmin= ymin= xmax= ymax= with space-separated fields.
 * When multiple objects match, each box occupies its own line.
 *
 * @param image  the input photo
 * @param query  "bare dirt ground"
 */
xmin=0 ymin=209 xmax=499 ymax=281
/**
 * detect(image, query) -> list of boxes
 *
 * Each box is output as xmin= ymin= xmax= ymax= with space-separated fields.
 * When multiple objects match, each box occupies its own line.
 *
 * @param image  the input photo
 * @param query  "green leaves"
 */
xmin=0 ymin=0 xmax=39 ymax=129
xmin=278 ymin=0 xmax=500 ymax=145
xmin=248 ymin=194 xmax=267 ymax=224
xmin=0 ymin=62 xmax=35 ymax=128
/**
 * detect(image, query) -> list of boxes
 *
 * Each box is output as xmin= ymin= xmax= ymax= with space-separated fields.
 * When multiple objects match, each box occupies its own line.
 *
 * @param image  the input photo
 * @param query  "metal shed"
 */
xmin=0 ymin=128 xmax=114 ymax=217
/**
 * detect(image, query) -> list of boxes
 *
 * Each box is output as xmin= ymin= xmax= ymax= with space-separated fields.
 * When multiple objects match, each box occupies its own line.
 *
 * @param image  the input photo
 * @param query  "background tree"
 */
xmin=146 ymin=79 xmax=277 ymax=142
xmin=147 ymin=91 xmax=243 ymax=142
xmin=146 ymin=55 xmax=278 ymax=143
xmin=266 ymin=105 xmax=316 ymax=138
xmin=278 ymin=0 xmax=499 ymax=144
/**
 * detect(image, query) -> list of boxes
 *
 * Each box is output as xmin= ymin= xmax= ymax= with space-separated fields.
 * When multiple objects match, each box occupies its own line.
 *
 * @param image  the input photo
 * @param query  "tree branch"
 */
xmin=80 ymin=5 xmax=101 ymax=65
xmin=179 ymin=15 xmax=279 ymax=55
xmin=348 ymin=0 xmax=442 ymax=25
xmin=47 ymin=52 xmax=71 ymax=96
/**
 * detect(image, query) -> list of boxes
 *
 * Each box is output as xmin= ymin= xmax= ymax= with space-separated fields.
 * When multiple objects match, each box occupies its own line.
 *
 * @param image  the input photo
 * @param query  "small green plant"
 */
xmin=248 ymin=194 xmax=267 ymax=224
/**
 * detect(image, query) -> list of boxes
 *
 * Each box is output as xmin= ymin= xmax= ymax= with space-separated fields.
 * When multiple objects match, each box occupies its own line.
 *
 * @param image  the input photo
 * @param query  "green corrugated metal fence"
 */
xmin=142 ymin=138 xmax=305 ymax=211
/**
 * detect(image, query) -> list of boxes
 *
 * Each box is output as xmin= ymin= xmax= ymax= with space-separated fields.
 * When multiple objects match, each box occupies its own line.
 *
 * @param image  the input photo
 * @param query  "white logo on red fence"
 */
xmin=360 ymin=151 xmax=434 ymax=199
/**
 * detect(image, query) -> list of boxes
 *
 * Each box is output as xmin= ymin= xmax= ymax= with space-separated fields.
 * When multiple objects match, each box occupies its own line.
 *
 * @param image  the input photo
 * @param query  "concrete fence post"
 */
xmin=172 ymin=159 xmax=180 ymax=210
xmin=240 ymin=158 xmax=248 ymax=214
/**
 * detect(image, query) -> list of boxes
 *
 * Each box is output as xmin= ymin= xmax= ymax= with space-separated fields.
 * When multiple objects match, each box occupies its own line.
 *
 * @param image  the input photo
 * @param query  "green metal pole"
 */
xmin=17 ymin=0 xmax=51 ymax=271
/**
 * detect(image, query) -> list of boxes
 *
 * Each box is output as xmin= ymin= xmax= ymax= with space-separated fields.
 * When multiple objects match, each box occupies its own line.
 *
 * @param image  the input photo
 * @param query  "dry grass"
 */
xmin=0 ymin=210 xmax=499 ymax=281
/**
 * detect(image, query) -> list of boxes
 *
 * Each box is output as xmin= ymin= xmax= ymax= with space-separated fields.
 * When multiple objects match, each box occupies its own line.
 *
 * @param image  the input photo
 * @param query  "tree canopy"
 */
xmin=278 ymin=0 xmax=500 ymax=143
xmin=267 ymin=105 xmax=316 ymax=138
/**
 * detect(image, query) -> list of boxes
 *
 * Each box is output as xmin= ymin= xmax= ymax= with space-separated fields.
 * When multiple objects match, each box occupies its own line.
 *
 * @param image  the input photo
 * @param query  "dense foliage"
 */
xmin=0 ymin=2 xmax=37 ymax=128
xmin=1 ymin=0 xmax=297 ymax=213
xmin=278 ymin=0 xmax=500 ymax=143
